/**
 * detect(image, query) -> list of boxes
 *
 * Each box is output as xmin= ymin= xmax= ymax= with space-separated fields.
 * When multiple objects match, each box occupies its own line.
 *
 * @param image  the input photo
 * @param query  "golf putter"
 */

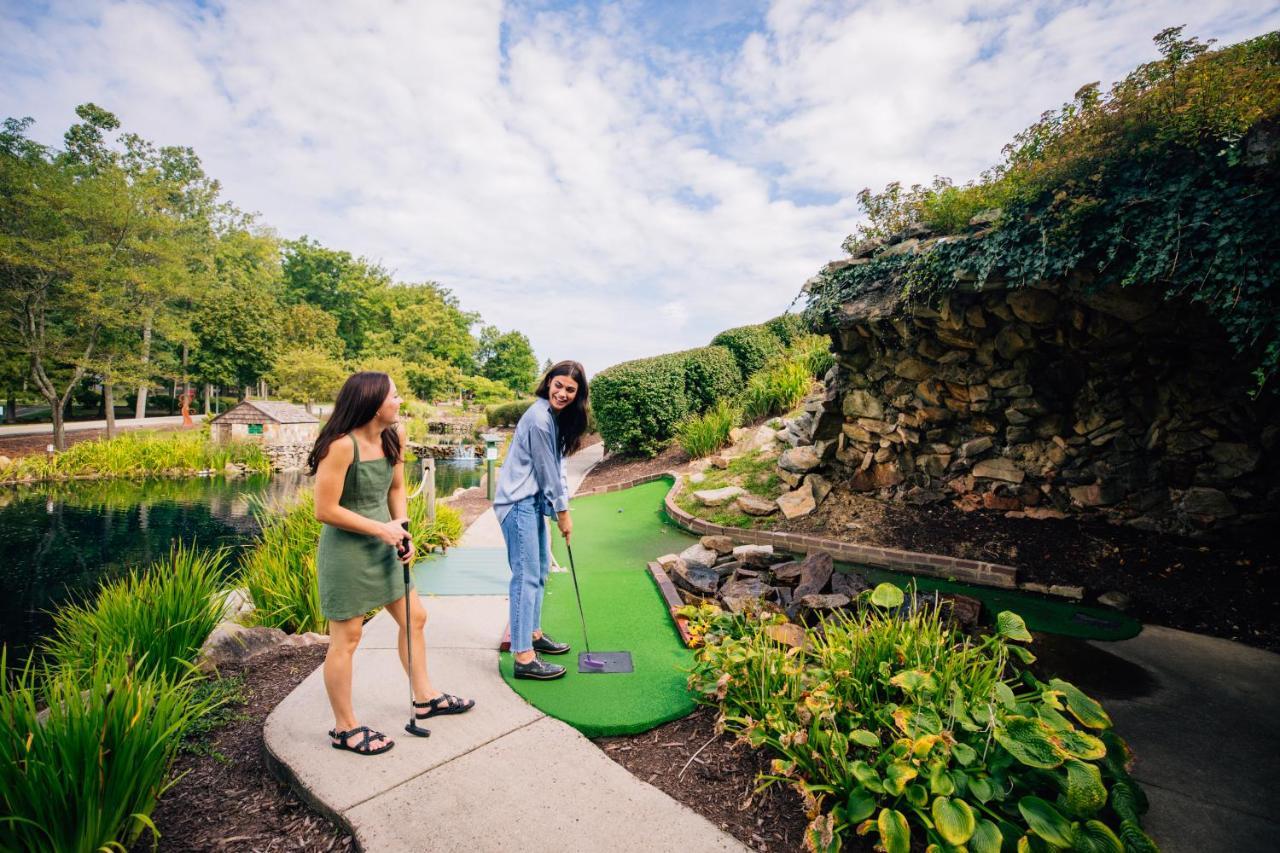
xmin=565 ymin=542 xmax=633 ymax=674
xmin=399 ymin=521 xmax=430 ymax=737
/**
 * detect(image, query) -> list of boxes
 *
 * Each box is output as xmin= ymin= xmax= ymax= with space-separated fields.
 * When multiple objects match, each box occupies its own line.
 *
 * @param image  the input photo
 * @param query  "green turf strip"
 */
xmin=500 ymin=478 xmax=698 ymax=737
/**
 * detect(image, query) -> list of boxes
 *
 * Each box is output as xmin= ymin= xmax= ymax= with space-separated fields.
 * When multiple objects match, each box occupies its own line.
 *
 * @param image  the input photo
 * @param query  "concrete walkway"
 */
xmin=265 ymin=442 xmax=749 ymax=852
xmin=0 ymin=415 xmax=187 ymax=437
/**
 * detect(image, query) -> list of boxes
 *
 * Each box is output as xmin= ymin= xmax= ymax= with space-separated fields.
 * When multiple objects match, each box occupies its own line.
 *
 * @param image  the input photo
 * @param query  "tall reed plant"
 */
xmin=0 ymin=650 xmax=214 ymax=853
xmin=675 ymin=400 xmax=739 ymax=458
xmin=408 ymin=494 xmax=465 ymax=552
xmin=739 ymin=357 xmax=812 ymax=420
xmin=42 ymin=543 xmax=228 ymax=684
xmin=240 ymin=491 xmax=325 ymax=634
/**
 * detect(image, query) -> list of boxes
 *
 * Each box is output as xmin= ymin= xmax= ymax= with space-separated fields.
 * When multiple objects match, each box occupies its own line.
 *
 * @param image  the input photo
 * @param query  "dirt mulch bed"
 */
xmin=595 ymin=707 xmax=814 ymax=852
xmin=775 ymin=487 xmax=1280 ymax=652
xmin=578 ymin=443 xmax=693 ymax=492
xmin=143 ymin=644 xmax=354 ymax=852
xmin=0 ymin=424 xmax=186 ymax=458
xmin=442 ymin=486 xmax=493 ymax=529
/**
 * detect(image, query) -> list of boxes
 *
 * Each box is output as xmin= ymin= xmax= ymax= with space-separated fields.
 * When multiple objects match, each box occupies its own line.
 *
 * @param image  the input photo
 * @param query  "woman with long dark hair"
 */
xmin=310 ymin=371 xmax=473 ymax=756
xmin=493 ymin=360 xmax=590 ymax=681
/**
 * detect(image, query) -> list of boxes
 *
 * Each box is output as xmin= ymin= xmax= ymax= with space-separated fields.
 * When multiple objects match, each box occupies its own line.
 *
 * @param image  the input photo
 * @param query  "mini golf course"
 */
xmin=492 ymin=476 xmax=1141 ymax=737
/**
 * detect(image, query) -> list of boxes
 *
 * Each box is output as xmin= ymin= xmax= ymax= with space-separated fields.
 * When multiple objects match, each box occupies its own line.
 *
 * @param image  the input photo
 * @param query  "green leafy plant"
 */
xmin=0 ymin=430 xmax=270 ymax=484
xmin=240 ymin=491 xmax=326 ymax=634
xmin=485 ymin=399 xmax=534 ymax=427
xmin=683 ymin=345 xmax=744 ymax=413
xmin=42 ymin=542 xmax=228 ymax=684
xmin=681 ymin=585 xmax=1157 ymax=852
xmin=0 ymin=650 xmax=215 ymax=852
xmin=711 ymin=322 xmax=787 ymax=376
xmin=739 ymin=356 xmax=812 ymax=420
xmin=675 ymin=400 xmax=739 ymax=459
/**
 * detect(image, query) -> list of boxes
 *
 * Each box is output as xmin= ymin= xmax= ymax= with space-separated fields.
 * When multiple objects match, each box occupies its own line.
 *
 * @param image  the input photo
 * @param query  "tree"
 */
xmin=265 ymin=347 xmax=347 ymax=412
xmin=476 ymin=326 xmax=538 ymax=394
xmin=354 ymin=355 xmax=412 ymax=401
xmin=281 ymin=237 xmax=391 ymax=356
xmin=406 ymin=355 xmax=465 ymax=402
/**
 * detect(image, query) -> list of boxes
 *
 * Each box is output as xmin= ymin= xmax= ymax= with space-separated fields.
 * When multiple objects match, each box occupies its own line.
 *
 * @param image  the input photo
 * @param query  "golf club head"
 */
xmin=577 ymin=651 xmax=633 ymax=674
xmin=404 ymin=719 xmax=431 ymax=737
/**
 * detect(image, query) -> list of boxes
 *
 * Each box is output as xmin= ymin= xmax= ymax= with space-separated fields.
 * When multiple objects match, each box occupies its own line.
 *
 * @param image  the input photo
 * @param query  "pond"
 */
xmin=0 ymin=458 xmax=483 ymax=662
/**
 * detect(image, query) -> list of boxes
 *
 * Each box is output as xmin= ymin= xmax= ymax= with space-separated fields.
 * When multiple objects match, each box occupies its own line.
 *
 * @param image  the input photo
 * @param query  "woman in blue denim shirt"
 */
xmin=493 ymin=361 xmax=590 ymax=680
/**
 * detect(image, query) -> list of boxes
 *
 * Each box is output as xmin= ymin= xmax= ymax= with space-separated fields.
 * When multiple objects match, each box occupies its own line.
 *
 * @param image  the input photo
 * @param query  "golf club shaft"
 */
xmin=401 ymin=523 xmax=414 ymax=710
xmin=565 ymin=542 xmax=592 ymax=655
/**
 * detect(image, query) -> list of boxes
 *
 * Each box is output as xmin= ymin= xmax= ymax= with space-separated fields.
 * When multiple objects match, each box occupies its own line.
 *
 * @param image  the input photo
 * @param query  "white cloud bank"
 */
xmin=3 ymin=0 xmax=1278 ymax=372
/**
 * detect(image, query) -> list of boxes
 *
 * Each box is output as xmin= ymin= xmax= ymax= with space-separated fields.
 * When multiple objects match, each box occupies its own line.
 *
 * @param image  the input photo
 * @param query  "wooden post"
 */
xmin=425 ymin=456 xmax=436 ymax=524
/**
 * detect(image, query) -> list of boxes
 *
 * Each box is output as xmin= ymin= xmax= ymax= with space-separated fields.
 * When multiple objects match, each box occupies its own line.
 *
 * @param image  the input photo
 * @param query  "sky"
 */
xmin=3 ymin=0 xmax=1279 ymax=374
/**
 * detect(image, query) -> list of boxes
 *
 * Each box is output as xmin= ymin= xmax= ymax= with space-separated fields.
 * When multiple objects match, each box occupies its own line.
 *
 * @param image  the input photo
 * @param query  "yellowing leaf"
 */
xmin=932 ymin=796 xmax=977 ymax=846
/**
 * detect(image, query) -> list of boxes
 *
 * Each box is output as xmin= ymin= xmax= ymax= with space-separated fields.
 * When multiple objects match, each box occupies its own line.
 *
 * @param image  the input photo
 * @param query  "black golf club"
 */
xmin=399 ymin=521 xmax=430 ymax=737
xmin=565 ymin=542 xmax=632 ymax=674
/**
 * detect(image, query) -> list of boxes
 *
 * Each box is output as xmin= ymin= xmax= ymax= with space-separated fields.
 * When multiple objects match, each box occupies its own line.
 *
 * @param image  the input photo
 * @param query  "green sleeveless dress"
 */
xmin=316 ymin=434 xmax=409 ymax=621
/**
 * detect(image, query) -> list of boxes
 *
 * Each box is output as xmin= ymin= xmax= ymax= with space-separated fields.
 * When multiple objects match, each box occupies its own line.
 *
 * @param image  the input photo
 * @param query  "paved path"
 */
xmin=265 ymin=442 xmax=749 ymax=852
xmin=0 ymin=415 xmax=187 ymax=437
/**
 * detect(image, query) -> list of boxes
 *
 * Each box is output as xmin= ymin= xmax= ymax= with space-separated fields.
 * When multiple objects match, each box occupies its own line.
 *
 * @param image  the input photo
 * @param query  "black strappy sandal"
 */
xmin=413 ymin=693 xmax=476 ymax=720
xmin=328 ymin=726 xmax=395 ymax=756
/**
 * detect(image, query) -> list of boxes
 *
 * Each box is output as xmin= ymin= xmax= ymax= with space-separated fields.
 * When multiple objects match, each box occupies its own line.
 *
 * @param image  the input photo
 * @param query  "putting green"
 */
xmin=499 ymin=478 xmax=698 ymax=737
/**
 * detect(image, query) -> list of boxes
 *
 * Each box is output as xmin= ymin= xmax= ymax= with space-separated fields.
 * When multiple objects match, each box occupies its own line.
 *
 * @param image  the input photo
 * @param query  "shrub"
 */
xmin=0 ymin=430 xmax=270 ymax=484
xmin=591 ymin=352 xmax=690 ymax=456
xmin=240 ymin=491 xmax=325 ymax=635
xmin=710 ymin=323 xmax=786 ymax=376
xmin=796 ymin=334 xmax=835 ymax=378
xmin=42 ymin=543 xmax=228 ymax=684
xmin=0 ymin=650 xmax=213 ymax=853
xmin=459 ymin=374 xmax=513 ymax=404
xmin=765 ymin=313 xmax=809 ymax=346
xmin=682 ymin=346 xmax=743 ymax=413
xmin=684 ymin=587 xmax=1157 ymax=853
xmin=675 ymin=400 xmax=739 ymax=459
xmin=486 ymin=400 xmax=534 ymax=427
xmin=409 ymin=496 xmax=465 ymax=552
xmin=740 ymin=357 xmax=812 ymax=420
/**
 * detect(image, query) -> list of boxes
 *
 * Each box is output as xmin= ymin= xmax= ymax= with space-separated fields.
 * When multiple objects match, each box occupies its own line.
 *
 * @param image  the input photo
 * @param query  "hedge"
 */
xmin=765 ymin=313 xmax=808 ymax=346
xmin=591 ymin=352 xmax=691 ymax=456
xmin=682 ymin=346 xmax=743 ymax=413
xmin=710 ymin=322 xmax=786 ymax=376
xmin=486 ymin=400 xmax=534 ymax=427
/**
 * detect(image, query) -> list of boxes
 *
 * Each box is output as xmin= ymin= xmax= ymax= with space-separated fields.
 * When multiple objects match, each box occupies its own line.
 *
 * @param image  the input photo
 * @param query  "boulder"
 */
xmin=843 ymin=390 xmax=884 ymax=419
xmin=700 ymin=535 xmax=735 ymax=556
xmin=794 ymin=552 xmax=834 ymax=599
xmin=736 ymin=495 xmax=778 ymax=516
xmin=215 ymin=587 xmax=255 ymax=622
xmin=779 ymin=446 xmax=821 ymax=474
xmin=830 ymin=570 xmax=870 ymax=598
xmin=693 ymin=486 xmax=746 ymax=507
xmin=679 ymin=543 xmax=718 ymax=570
xmin=732 ymin=544 xmax=774 ymax=568
xmin=772 ymin=561 xmax=803 ymax=583
xmin=198 ymin=621 xmax=290 ymax=673
xmin=1007 ymin=289 xmax=1059 ymax=325
xmin=1179 ymin=487 xmax=1236 ymax=520
xmin=673 ymin=564 xmax=720 ymax=596
xmin=798 ymin=593 xmax=851 ymax=611
xmin=764 ymin=623 xmax=807 ymax=649
xmin=776 ymin=485 xmax=817 ymax=519
xmin=972 ymin=458 xmax=1025 ymax=483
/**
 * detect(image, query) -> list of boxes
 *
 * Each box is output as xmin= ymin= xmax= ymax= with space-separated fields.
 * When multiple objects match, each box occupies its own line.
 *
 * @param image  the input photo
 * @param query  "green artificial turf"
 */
xmin=500 ymin=478 xmax=699 ymax=737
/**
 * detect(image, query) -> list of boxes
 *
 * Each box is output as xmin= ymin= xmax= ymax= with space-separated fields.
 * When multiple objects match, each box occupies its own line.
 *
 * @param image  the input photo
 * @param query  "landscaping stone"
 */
xmin=843 ymin=390 xmax=883 ymax=419
xmin=673 ymin=563 xmax=719 ymax=597
xmin=776 ymin=484 xmax=817 ymax=519
xmin=735 ymin=494 xmax=778 ymax=516
xmin=678 ymin=543 xmax=718 ymax=570
xmin=806 ymin=473 xmax=833 ymax=507
xmin=197 ymin=621 xmax=321 ymax=673
xmin=798 ymin=593 xmax=851 ymax=611
xmin=655 ymin=553 xmax=682 ymax=570
xmin=972 ymin=457 xmax=1025 ymax=483
xmin=712 ymin=560 xmax=741 ymax=578
xmin=764 ymin=623 xmax=807 ymax=649
xmin=778 ymin=446 xmax=821 ymax=473
xmin=732 ymin=544 xmax=774 ymax=568
xmin=940 ymin=593 xmax=982 ymax=627
xmin=959 ymin=437 xmax=993 ymax=459
xmin=830 ymin=570 xmax=870 ymax=598
xmin=771 ymin=561 xmax=802 ymax=583
xmin=794 ymin=552 xmax=834 ymax=600
xmin=0 ymin=455 xmax=11 ymax=468
xmin=1098 ymin=590 xmax=1132 ymax=610
xmin=720 ymin=578 xmax=768 ymax=613
xmin=700 ymin=535 xmax=735 ymax=556
xmin=1179 ymin=487 xmax=1236 ymax=520
xmin=216 ymin=587 xmax=255 ymax=622
xmin=692 ymin=486 xmax=746 ymax=507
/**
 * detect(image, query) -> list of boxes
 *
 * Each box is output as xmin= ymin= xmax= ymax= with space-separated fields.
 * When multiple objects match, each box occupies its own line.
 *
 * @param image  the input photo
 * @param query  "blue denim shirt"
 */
xmin=493 ymin=398 xmax=569 ymax=525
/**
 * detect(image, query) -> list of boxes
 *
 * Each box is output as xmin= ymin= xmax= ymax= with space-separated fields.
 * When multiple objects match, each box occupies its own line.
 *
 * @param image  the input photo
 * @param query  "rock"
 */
xmin=959 ymin=437 xmax=993 ymax=458
xmin=679 ymin=543 xmax=719 ymax=570
xmin=1208 ymin=442 xmax=1261 ymax=479
xmin=798 ymin=593 xmax=851 ymax=610
xmin=1023 ymin=507 xmax=1068 ymax=520
xmin=794 ymin=552 xmax=834 ymax=599
xmin=776 ymin=485 xmax=817 ymax=519
xmin=732 ymin=544 xmax=775 ymax=568
xmin=972 ymin=458 xmax=1025 ymax=483
xmin=1007 ymin=289 xmax=1059 ymax=325
xmin=285 ymin=631 xmax=329 ymax=649
xmin=764 ymin=623 xmax=807 ymax=649
xmin=673 ymin=564 xmax=720 ymax=596
xmin=0 ymin=455 xmax=11 ymax=468
xmin=983 ymin=492 xmax=1022 ymax=511
xmin=1049 ymin=584 xmax=1085 ymax=600
xmin=700 ymin=535 xmax=735 ymax=556
xmin=692 ymin=486 xmax=746 ymax=507
xmin=777 ymin=467 xmax=804 ymax=487
xmin=1179 ymin=487 xmax=1236 ymax=520
xmin=779 ymin=446 xmax=821 ymax=474
xmin=894 ymin=357 xmax=933 ymax=381
xmin=655 ymin=553 xmax=682 ymax=570
xmin=709 ymin=455 xmax=732 ymax=470
xmin=720 ymin=578 xmax=768 ymax=613
xmin=198 ymin=621 xmax=291 ymax=673
xmin=843 ymin=390 xmax=884 ymax=419
xmin=1097 ymin=590 xmax=1131 ymax=610
xmin=735 ymin=495 xmax=778 ymax=516
xmin=689 ymin=472 xmax=706 ymax=485
xmin=215 ymin=587 xmax=255 ymax=622
xmin=807 ymin=473 xmax=833 ymax=506
xmin=995 ymin=324 xmax=1033 ymax=360
xmin=1069 ymin=483 xmax=1118 ymax=507
xmin=830 ymin=570 xmax=870 ymax=598
xmin=939 ymin=594 xmax=982 ymax=627
xmin=713 ymin=560 xmax=741 ymax=578
xmin=772 ymin=561 xmax=803 ymax=583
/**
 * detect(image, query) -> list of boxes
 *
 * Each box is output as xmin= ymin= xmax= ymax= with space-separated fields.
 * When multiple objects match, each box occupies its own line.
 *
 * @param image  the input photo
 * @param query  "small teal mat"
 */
xmin=412 ymin=548 xmax=510 ymax=595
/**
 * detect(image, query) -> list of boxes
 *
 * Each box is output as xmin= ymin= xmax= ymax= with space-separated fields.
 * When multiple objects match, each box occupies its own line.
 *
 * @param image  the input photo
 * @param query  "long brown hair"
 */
xmin=306 ymin=372 xmax=401 ymax=475
xmin=535 ymin=360 xmax=589 ymax=457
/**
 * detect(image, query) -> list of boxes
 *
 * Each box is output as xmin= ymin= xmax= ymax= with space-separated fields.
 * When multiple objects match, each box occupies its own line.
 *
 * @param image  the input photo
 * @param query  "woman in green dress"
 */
xmin=308 ymin=371 xmax=473 ymax=756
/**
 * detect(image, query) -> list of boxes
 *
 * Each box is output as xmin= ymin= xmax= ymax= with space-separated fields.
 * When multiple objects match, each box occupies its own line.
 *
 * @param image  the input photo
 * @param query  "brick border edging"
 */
xmin=573 ymin=471 xmax=675 ymax=498
xmin=663 ymin=474 xmax=1022 ymax=592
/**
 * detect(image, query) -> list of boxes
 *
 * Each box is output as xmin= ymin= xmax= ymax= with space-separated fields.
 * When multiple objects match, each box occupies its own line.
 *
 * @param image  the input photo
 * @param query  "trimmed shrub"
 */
xmin=591 ymin=352 xmax=690 ymax=456
xmin=682 ymin=346 xmax=743 ymax=413
xmin=486 ymin=400 xmax=534 ymax=427
xmin=710 ymin=323 xmax=786 ymax=376
xmin=764 ymin=313 xmax=809 ymax=346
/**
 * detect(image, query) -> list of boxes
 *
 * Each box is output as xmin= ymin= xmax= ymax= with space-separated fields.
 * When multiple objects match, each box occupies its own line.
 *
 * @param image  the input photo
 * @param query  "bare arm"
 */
xmin=314 ymin=435 xmax=408 ymax=548
xmin=388 ymin=424 xmax=409 ymax=521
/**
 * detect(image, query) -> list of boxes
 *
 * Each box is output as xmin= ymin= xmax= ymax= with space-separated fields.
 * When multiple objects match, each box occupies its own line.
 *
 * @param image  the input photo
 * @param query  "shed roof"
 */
xmin=211 ymin=400 xmax=319 ymax=424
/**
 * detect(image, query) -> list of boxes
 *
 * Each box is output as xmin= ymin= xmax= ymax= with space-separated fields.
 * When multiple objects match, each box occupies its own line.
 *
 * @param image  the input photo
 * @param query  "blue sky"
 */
xmin=3 ymin=0 xmax=1279 ymax=373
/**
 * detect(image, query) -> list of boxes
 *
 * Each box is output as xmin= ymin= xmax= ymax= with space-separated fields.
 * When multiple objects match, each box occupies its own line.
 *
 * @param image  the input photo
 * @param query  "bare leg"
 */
xmin=385 ymin=593 xmax=438 ymax=701
xmin=324 ymin=615 xmax=391 ymax=748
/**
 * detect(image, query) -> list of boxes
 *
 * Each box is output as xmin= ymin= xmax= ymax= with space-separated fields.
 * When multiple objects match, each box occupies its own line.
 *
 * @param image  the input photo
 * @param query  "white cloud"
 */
xmin=2 ymin=0 xmax=1278 ymax=374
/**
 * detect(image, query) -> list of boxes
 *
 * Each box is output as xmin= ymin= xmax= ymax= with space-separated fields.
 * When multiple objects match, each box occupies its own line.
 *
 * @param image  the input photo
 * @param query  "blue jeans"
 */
xmin=501 ymin=495 xmax=551 ymax=654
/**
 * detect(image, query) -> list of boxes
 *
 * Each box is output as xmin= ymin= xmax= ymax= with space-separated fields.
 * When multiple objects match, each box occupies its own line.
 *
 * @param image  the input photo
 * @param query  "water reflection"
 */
xmin=0 ymin=460 xmax=482 ymax=660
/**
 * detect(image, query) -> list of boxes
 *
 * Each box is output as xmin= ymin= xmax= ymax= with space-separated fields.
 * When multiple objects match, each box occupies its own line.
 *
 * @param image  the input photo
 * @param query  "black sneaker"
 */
xmin=513 ymin=656 xmax=567 ymax=680
xmin=532 ymin=634 xmax=570 ymax=655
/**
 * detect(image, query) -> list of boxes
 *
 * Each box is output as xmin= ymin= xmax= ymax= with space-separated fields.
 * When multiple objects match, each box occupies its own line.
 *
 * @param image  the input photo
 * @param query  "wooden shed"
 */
xmin=210 ymin=400 xmax=319 ymax=448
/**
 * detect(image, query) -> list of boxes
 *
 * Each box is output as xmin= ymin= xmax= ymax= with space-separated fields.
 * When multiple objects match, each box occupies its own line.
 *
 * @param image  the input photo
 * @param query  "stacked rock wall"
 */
xmin=806 ymin=268 xmax=1277 ymax=533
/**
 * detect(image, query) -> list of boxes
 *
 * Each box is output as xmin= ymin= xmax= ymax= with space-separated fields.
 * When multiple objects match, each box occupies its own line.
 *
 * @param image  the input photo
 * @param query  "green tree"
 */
xmin=406 ymin=355 xmax=465 ymax=401
xmin=363 ymin=281 xmax=478 ymax=369
xmin=355 ymin=355 xmax=412 ymax=400
xmin=281 ymin=237 xmax=390 ymax=356
xmin=476 ymin=326 xmax=537 ymax=394
xmin=266 ymin=347 xmax=348 ymax=412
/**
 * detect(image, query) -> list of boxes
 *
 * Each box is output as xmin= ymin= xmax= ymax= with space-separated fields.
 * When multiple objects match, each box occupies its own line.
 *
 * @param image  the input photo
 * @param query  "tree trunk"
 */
xmin=4 ymin=388 xmax=14 ymax=424
xmin=203 ymin=383 xmax=212 ymax=415
xmin=243 ymin=385 xmax=251 ymax=400
xmin=104 ymin=379 xmax=117 ymax=439
xmin=134 ymin=318 xmax=152 ymax=419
